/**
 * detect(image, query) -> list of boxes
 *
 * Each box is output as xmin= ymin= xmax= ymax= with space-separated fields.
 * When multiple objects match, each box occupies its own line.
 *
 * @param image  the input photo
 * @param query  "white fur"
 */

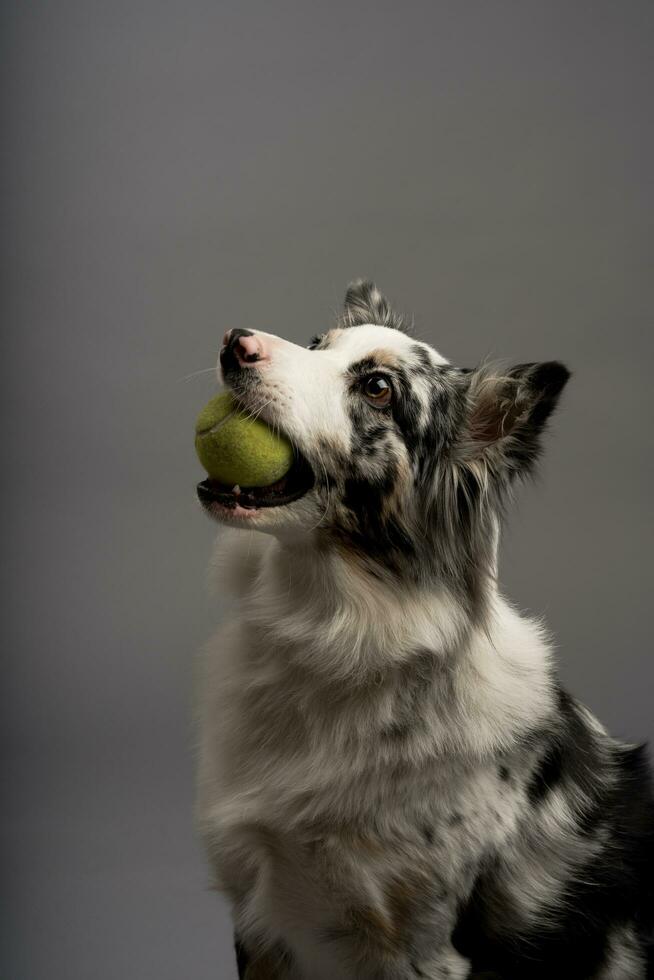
xmin=195 ymin=527 xmax=555 ymax=977
xmin=597 ymin=926 xmax=646 ymax=980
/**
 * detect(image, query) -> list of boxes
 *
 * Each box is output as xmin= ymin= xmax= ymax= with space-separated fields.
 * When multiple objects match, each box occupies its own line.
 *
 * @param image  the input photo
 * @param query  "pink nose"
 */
xmin=221 ymin=328 xmax=269 ymax=369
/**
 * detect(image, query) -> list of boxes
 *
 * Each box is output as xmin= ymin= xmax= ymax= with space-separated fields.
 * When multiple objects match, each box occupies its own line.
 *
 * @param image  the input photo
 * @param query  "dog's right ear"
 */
xmin=455 ymin=361 xmax=571 ymax=482
xmin=339 ymin=279 xmax=409 ymax=333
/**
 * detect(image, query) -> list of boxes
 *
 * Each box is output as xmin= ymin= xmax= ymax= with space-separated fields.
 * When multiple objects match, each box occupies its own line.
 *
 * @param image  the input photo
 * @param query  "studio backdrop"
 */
xmin=3 ymin=2 xmax=652 ymax=978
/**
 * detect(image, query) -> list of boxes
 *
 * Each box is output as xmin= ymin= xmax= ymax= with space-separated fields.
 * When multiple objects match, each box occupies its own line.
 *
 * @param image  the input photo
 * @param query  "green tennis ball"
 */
xmin=195 ymin=392 xmax=294 ymax=487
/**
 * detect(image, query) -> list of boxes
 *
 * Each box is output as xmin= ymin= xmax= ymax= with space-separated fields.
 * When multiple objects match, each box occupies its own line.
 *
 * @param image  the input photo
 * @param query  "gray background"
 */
xmin=2 ymin=1 xmax=652 ymax=978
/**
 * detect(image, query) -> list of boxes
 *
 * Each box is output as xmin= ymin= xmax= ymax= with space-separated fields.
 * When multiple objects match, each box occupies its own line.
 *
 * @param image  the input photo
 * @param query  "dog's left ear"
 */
xmin=340 ymin=279 xmax=408 ymax=332
xmin=457 ymin=361 xmax=571 ymax=478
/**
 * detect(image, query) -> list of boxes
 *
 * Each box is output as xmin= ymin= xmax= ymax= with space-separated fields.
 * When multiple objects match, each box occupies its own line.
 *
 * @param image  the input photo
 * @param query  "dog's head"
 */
xmin=199 ymin=281 xmax=569 ymax=600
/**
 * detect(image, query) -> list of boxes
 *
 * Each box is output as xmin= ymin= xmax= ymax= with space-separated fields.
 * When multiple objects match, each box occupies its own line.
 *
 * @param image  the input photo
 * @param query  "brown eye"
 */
xmin=364 ymin=375 xmax=392 ymax=406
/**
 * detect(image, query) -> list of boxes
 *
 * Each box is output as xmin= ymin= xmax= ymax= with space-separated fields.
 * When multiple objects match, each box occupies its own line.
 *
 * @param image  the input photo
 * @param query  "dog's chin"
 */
xmin=197 ymin=453 xmax=315 ymax=528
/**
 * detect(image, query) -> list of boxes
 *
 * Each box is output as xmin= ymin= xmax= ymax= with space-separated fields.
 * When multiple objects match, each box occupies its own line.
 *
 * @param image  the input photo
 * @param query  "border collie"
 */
xmin=195 ymin=281 xmax=653 ymax=979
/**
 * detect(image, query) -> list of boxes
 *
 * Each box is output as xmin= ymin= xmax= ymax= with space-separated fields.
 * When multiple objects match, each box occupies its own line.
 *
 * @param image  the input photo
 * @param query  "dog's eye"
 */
xmin=363 ymin=375 xmax=392 ymax=407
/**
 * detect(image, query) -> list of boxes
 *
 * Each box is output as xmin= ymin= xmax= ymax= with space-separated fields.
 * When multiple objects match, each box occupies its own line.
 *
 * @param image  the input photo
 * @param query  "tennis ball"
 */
xmin=195 ymin=393 xmax=294 ymax=487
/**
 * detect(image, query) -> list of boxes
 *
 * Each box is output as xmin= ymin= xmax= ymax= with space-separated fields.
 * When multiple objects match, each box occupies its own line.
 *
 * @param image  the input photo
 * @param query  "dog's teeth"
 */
xmin=232 ymin=484 xmax=241 ymax=494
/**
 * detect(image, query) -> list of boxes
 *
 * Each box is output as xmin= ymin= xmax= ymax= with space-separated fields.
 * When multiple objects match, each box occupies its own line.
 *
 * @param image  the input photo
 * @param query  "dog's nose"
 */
xmin=220 ymin=328 xmax=268 ymax=373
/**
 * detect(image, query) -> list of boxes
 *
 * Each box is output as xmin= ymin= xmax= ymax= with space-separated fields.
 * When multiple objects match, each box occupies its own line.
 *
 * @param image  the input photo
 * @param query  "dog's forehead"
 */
xmin=327 ymin=324 xmax=449 ymax=366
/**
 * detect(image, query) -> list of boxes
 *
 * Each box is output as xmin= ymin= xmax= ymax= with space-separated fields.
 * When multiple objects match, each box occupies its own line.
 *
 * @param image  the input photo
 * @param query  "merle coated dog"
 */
xmin=195 ymin=281 xmax=653 ymax=979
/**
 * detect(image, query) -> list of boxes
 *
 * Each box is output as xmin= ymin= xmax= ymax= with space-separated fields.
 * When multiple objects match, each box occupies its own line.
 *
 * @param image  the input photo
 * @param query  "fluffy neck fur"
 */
xmin=215 ymin=529 xmax=556 ymax=778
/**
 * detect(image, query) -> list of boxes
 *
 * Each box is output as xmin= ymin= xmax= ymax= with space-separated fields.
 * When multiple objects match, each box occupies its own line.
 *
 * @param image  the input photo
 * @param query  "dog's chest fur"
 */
xmin=196 ymin=533 xmax=568 ymax=977
xmin=219 ymin=760 xmax=522 ymax=978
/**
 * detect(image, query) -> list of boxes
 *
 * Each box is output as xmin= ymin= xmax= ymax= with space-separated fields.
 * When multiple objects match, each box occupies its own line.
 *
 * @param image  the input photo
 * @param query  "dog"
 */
xmin=195 ymin=281 xmax=653 ymax=979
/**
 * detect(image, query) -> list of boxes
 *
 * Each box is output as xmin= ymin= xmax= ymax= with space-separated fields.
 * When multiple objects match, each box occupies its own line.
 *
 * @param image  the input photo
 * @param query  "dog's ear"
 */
xmin=339 ymin=279 xmax=409 ymax=332
xmin=456 ymin=361 xmax=570 ymax=479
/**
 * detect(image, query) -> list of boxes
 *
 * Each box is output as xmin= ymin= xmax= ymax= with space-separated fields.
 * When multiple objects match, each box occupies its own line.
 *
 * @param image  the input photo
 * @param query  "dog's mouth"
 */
xmin=197 ymin=453 xmax=315 ymax=514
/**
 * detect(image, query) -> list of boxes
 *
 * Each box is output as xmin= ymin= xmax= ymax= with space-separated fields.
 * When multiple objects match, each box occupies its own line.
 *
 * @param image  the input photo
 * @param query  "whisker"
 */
xmin=241 ymin=398 xmax=275 ymax=424
xmin=176 ymin=367 xmax=219 ymax=384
